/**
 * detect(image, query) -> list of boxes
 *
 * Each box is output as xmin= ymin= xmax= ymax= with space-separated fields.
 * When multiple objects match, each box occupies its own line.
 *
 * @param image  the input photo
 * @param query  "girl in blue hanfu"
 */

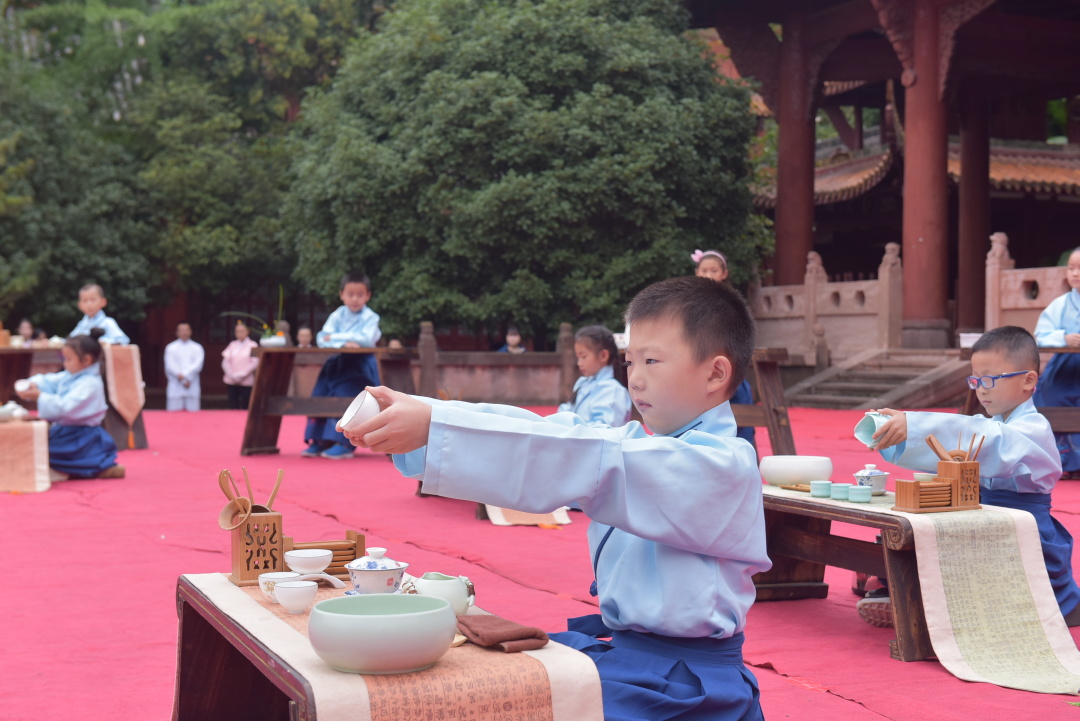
xmin=1032 ymin=247 xmax=1080 ymax=478
xmin=342 ymin=277 xmax=770 ymax=721
xmin=557 ymin=325 xmax=632 ymax=427
xmin=14 ymin=328 xmax=124 ymax=480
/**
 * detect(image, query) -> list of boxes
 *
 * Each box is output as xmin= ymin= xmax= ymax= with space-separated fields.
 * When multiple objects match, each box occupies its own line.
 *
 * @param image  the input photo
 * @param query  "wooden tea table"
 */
xmin=241 ymin=347 xmax=417 ymax=455
xmin=754 ymin=486 xmax=932 ymax=662
xmin=0 ymin=347 xmax=39 ymax=403
xmin=174 ymin=573 xmax=602 ymax=721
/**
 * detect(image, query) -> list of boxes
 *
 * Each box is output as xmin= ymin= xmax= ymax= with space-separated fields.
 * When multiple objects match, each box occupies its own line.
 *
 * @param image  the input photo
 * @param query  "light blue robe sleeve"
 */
xmin=1034 ymin=293 xmax=1071 ymax=347
xmin=319 ymin=307 xmax=382 ymax=348
xmin=879 ymin=401 xmax=1060 ymax=493
xmin=33 ymin=366 xmax=109 ymax=425
xmin=99 ymin=317 xmax=130 ymax=345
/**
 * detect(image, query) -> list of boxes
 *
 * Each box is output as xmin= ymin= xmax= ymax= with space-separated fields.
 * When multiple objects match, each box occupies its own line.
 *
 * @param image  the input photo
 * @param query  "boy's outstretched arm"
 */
xmin=339 ymin=386 xmax=432 ymax=454
xmin=871 ymin=408 xmax=907 ymax=450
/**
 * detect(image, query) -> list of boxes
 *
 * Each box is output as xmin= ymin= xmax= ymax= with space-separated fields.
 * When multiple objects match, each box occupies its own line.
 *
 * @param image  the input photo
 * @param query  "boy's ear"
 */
xmin=706 ymin=355 xmax=733 ymax=396
xmin=1023 ymin=370 xmax=1038 ymax=393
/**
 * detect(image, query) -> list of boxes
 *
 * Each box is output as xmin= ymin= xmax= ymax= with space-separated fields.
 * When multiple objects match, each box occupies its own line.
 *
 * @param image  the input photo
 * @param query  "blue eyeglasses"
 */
xmin=965 ymin=370 xmax=1033 ymax=390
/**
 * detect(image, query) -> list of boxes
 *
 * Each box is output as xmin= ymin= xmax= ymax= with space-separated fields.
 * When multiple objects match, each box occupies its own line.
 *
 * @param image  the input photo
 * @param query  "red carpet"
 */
xmin=1 ymin=407 xmax=1078 ymax=720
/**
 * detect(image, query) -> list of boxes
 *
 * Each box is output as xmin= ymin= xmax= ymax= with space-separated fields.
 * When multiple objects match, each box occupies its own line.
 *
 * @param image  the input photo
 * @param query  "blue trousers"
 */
xmin=982 ymin=488 xmax=1080 ymax=617
xmin=49 ymin=424 xmax=118 ymax=477
xmin=551 ymin=615 xmax=763 ymax=721
xmin=304 ymin=354 xmax=380 ymax=446
xmin=1033 ymin=352 xmax=1080 ymax=472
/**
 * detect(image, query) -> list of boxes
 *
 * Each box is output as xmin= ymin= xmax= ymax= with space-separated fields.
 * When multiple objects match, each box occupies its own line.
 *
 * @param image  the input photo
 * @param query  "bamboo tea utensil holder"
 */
xmin=892 ymin=459 xmax=981 ymax=513
xmin=228 ymin=506 xmax=284 ymax=586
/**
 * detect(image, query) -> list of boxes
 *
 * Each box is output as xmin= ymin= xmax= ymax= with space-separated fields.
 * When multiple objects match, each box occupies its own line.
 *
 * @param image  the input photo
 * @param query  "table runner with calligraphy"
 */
xmin=0 ymin=420 xmax=49 ymax=493
xmin=184 ymin=573 xmax=602 ymax=721
xmin=764 ymin=486 xmax=1080 ymax=693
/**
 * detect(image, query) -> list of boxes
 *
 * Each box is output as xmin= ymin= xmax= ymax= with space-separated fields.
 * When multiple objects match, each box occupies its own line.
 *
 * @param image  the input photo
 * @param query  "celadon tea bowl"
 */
xmin=308 ymin=594 xmax=456 ymax=674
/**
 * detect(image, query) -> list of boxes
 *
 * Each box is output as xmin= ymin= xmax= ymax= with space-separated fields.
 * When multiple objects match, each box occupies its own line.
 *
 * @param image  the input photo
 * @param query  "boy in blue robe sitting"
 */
xmin=69 ymin=284 xmax=129 ymax=345
xmin=302 ymin=272 xmax=382 ymax=459
xmin=863 ymin=326 xmax=1080 ymax=628
xmin=343 ymin=276 xmax=770 ymax=721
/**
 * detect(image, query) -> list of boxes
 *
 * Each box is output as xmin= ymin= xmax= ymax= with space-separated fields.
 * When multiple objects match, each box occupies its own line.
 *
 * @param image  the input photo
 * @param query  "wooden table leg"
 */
xmin=882 ymin=542 xmax=934 ymax=662
xmin=173 ymin=596 xmax=293 ymax=721
xmin=753 ymin=510 xmax=830 ymax=600
xmin=753 ymin=360 xmax=796 ymax=456
xmin=242 ymin=353 xmax=296 ymax=455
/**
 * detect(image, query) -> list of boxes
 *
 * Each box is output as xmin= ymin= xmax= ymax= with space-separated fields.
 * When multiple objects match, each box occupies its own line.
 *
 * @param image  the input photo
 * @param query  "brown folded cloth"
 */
xmin=457 ymin=614 xmax=549 ymax=652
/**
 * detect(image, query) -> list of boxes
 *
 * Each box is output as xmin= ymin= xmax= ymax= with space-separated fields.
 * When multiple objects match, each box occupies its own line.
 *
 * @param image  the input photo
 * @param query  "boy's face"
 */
xmin=340 ymin=282 xmax=371 ymax=313
xmin=970 ymin=348 xmax=1037 ymax=418
xmin=506 ymin=331 xmax=521 ymax=347
xmin=78 ymin=288 xmax=107 ymax=317
xmin=1068 ymin=251 xmax=1080 ymax=290
xmin=624 ymin=318 xmax=727 ymax=435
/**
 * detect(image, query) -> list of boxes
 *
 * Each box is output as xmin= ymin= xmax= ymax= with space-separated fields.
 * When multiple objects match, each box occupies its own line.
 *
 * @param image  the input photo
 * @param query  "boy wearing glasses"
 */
xmin=865 ymin=326 xmax=1080 ymax=628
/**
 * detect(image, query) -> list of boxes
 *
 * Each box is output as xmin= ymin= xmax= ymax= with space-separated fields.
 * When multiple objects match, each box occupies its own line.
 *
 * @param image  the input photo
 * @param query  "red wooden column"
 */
xmin=901 ymin=0 xmax=950 ymax=347
xmin=774 ymin=11 xmax=815 ymax=287
xmin=957 ymin=84 xmax=989 ymax=333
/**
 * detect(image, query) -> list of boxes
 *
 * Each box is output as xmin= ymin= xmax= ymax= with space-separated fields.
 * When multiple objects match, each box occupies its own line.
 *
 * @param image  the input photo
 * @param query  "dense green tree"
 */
xmin=283 ymin=0 xmax=765 ymax=339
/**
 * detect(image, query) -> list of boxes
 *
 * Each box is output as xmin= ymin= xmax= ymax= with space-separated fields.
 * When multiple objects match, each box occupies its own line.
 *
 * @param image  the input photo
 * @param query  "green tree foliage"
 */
xmin=283 ymin=0 xmax=764 ymax=339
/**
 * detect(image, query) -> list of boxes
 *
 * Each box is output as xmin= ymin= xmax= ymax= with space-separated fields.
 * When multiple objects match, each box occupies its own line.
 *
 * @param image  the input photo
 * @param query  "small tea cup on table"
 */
xmin=848 ymin=486 xmax=872 ymax=503
xmin=810 ymin=481 xmax=832 ymax=498
xmin=830 ymin=483 xmax=852 ymax=501
xmin=259 ymin=571 xmax=301 ymax=602
xmin=274 ymin=581 xmax=318 ymax=614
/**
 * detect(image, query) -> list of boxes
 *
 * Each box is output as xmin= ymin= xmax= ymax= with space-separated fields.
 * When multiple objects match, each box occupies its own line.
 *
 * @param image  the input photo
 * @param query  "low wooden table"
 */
xmin=174 ymin=574 xmax=603 ymax=721
xmin=0 ymin=348 xmax=35 ymax=403
xmin=242 ymin=347 xmax=417 ymax=455
xmin=754 ymin=487 xmax=932 ymax=662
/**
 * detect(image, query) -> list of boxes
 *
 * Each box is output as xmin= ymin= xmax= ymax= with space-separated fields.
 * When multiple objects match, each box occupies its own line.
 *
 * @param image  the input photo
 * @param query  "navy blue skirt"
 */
xmin=1032 ymin=352 xmax=1080 ymax=471
xmin=49 ymin=424 xmax=118 ymax=477
xmin=731 ymin=380 xmax=756 ymax=449
xmin=305 ymin=353 xmax=380 ymax=446
xmin=982 ymin=487 xmax=1080 ymax=617
xmin=551 ymin=616 xmax=763 ymax=721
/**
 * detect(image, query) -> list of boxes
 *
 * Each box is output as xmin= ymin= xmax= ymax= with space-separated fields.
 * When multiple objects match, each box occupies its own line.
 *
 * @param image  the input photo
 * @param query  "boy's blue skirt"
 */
xmin=49 ymin=424 xmax=118 ymax=477
xmin=731 ymin=379 xmax=756 ymax=448
xmin=1032 ymin=352 xmax=1080 ymax=471
xmin=982 ymin=488 xmax=1080 ymax=617
xmin=551 ymin=615 xmax=763 ymax=721
xmin=305 ymin=353 xmax=380 ymax=446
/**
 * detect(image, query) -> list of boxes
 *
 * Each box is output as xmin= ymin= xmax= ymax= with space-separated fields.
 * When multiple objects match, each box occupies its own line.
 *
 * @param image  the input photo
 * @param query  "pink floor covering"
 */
xmin=2 ymin=407 xmax=1080 ymax=720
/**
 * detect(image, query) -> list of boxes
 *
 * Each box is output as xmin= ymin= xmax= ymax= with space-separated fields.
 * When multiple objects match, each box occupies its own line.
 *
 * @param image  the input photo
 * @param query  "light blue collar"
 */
xmin=664 ymin=404 xmax=737 ymax=439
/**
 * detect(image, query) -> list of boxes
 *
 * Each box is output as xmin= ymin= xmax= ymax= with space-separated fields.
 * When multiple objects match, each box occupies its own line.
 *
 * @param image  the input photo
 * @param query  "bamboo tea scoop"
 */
xmin=925 ymin=435 xmax=952 ymax=462
xmin=218 ymin=469 xmax=241 ymax=502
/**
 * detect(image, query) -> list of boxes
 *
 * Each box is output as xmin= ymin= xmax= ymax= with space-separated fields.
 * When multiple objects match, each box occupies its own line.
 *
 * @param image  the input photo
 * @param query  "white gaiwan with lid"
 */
xmin=345 ymin=547 xmax=410 ymax=595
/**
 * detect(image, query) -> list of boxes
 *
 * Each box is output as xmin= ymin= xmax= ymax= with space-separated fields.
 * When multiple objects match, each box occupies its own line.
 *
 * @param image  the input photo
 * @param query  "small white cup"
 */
xmin=14 ymin=379 xmax=31 ymax=393
xmin=337 ymin=390 xmax=381 ymax=433
xmin=274 ymin=580 xmax=318 ymax=614
xmin=258 ymin=571 xmax=301 ymax=602
xmin=810 ymin=480 xmax=832 ymax=498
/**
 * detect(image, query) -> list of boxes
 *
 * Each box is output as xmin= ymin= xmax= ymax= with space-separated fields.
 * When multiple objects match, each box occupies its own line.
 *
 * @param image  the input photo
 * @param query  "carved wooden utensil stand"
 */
xmin=893 ymin=434 xmax=983 ymax=513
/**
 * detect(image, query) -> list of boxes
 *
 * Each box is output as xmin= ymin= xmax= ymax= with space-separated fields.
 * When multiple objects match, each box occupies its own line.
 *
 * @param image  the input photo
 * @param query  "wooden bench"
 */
xmin=754 ymin=487 xmax=932 ymax=662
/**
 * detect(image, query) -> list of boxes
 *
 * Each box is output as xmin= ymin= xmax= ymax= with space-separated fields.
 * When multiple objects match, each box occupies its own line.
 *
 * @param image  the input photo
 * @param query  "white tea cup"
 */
xmin=258 ymin=571 xmax=301 ymax=602
xmin=337 ymin=390 xmax=381 ymax=433
xmin=403 ymin=572 xmax=475 ymax=616
xmin=274 ymin=580 xmax=318 ymax=614
xmin=14 ymin=379 xmax=31 ymax=393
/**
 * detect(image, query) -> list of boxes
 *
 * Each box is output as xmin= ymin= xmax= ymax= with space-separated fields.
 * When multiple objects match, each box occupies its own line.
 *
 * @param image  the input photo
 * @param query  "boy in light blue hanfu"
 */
xmin=864 ymin=326 xmax=1080 ymax=629
xmin=302 ymin=271 xmax=382 ymax=459
xmin=69 ymin=284 xmax=129 ymax=345
xmin=343 ymin=277 xmax=770 ymax=721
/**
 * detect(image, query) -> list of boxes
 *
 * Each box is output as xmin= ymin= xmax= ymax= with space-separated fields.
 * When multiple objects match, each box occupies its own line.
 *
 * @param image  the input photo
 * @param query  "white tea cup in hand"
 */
xmin=337 ymin=390 xmax=381 ymax=433
xmin=14 ymin=379 xmax=30 ymax=393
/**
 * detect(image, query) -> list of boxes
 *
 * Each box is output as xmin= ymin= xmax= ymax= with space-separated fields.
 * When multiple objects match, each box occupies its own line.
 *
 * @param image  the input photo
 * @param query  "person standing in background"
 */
xmin=164 ymin=322 xmax=204 ymax=412
xmin=221 ymin=321 xmax=259 ymax=410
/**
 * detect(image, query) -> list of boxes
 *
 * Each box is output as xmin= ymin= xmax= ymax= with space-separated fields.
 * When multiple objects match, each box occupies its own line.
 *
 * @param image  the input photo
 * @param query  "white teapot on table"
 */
xmin=402 ymin=572 xmax=475 ymax=616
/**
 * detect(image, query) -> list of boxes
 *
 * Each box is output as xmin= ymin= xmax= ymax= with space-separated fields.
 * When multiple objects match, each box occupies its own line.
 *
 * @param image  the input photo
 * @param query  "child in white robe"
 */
xmin=342 ymin=277 xmax=769 ymax=721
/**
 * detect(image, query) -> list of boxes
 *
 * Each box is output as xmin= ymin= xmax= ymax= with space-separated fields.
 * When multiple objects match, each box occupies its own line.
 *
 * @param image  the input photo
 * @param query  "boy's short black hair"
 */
xmin=971 ymin=326 xmax=1040 ymax=373
xmin=340 ymin=272 xmax=372 ymax=293
xmin=625 ymin=276 xmax=756 ymax=391
xmin=79 ymin=283 xmax=105 ymax=297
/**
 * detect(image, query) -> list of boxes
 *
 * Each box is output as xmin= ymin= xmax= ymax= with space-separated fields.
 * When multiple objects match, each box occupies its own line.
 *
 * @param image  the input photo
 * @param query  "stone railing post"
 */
xmin=418 ymin=321 xmax=437 ymax=398
xmin=556 ymin=322 xmax=576 ymax=402
xmin=984 ymin=232 xmax=1013 ymax=331
xmin=878 ymin=242 xmax=903 ymax=348
xmin=803 ymin=251 xmax=826 ymax=351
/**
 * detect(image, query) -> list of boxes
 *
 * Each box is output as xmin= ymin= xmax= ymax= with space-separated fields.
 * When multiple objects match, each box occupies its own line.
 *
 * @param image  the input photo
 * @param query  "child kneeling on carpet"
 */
xmin=342 ymin=276 xmax=770 ymax=721
xmin=863 ymin=326 xmax=1080 ymax=628
xmin=557 ymin=325 xmax=632 ymax=427
xmin=14 ymin=328 xmax=124 ymax=480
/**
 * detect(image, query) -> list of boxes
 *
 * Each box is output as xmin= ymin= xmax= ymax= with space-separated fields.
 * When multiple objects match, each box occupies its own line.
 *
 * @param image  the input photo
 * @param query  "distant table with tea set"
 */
xmin=241 ymin=347 xmax=417 ymax=456
xmin=754 ymin=486 xmax=933 ymax=662
xmin=173 ymin=573 xmax=602 ymax=721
